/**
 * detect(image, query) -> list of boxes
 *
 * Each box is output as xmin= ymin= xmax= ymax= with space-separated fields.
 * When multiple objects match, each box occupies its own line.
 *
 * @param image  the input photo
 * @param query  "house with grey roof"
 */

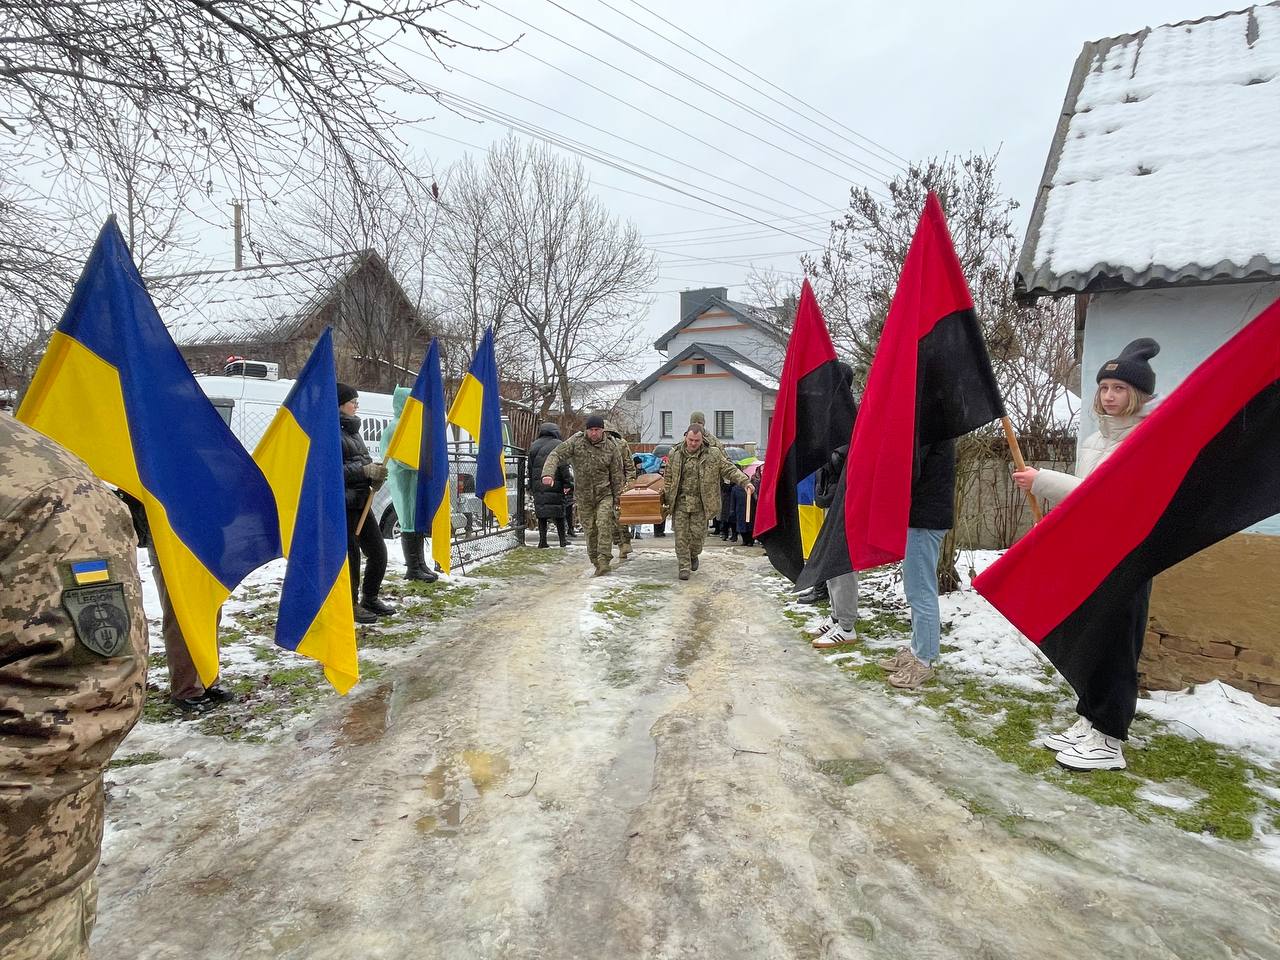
xmin=1019 ymin=3 xmax=1280 ymax=703
xmin=146 ymin=249 xmax=429 ymax=392
xmin=626 ymin=287 xmax=787 ymax=449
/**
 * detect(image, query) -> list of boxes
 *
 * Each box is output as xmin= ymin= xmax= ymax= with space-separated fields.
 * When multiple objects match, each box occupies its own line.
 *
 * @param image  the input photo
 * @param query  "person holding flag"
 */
xmin=796 ymin=193 xmax=1005 ymax=688
xmin=380 ymin=387 xmax=440 ymax=583
xmin=383 ymin=339 xmax=453 ymax=580
xmin=338 ymin=383 xmax=391 ymax=624
xmin=1006 ymin=339 xmax=1161 ymax=770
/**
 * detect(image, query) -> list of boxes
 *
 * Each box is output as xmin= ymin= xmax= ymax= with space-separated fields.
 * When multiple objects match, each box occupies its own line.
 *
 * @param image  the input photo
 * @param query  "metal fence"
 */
xmin=441 ymin=448 xmax=528 ymax=573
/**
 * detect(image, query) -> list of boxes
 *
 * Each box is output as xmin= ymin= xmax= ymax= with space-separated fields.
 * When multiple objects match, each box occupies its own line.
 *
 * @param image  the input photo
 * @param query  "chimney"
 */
xmin=679 ymin=286 xmax=728 ymax=318
xmin=232 ymin=201 xmax=244 ymax=270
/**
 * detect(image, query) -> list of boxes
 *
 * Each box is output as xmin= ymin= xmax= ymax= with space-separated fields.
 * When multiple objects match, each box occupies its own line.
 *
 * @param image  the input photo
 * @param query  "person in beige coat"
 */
xmin=1012 ymin=337 xmax=1160 ymax=772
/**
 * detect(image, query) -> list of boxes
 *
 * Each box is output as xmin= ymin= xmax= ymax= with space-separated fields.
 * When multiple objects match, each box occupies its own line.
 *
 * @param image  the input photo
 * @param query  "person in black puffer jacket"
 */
xmin=338 ymin=383 xmax=392 ymax=624
xmin=527 ymin=423 xmax=573 ymax=547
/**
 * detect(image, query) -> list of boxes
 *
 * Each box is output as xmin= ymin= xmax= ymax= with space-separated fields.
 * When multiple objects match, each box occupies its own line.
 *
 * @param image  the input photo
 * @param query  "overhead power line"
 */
xmin=618 ymin=0 xmax=910 ymax=170
xmin=540 ymin=0 xmax=897 ymax=184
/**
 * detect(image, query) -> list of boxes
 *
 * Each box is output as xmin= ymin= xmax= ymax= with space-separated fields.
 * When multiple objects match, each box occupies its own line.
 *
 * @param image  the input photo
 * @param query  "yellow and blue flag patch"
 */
xmin=446 ymin=326 xmax=508 ymax=527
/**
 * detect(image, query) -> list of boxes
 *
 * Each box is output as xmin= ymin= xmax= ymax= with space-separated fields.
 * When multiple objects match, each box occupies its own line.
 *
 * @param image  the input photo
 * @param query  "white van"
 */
xmin=196 ymin=372 xmax=518 ymax=539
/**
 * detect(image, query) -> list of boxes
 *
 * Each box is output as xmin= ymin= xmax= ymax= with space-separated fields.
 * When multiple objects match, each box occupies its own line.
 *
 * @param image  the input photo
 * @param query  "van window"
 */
xmin=210 ymin=398 xmax=234 ymax=428
xmin=362 ymin=417 xmax=391 ymax=444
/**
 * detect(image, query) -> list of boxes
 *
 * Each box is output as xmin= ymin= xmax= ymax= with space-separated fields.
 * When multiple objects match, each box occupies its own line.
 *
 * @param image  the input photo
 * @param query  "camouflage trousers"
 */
xmin=673 ymin=502 xmax=707 ymax=574
xmin=581 ymin=496 xmax=616 ymax=566
xmin=0 ymin=876 xmax=97 ymax=960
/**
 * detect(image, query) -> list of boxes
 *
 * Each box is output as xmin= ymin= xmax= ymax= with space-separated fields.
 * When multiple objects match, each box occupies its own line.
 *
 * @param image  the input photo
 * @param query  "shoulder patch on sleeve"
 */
xmin=62 ymin=583 xmax=132 ymax=658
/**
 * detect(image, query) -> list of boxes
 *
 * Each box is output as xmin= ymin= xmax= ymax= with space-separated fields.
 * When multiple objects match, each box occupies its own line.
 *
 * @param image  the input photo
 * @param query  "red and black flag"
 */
xmin=756 ymin=279 xmax=857 ymax=582
xmin=974 ymin=296 xmax=1280 ymax=736
xmin=796 ymin=192 xmax=1004 ymax=588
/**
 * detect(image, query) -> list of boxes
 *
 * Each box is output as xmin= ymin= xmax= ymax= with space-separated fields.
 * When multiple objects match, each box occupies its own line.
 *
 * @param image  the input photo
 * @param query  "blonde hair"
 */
xmin=1092 ymin=382 xmax=1151 ymax=418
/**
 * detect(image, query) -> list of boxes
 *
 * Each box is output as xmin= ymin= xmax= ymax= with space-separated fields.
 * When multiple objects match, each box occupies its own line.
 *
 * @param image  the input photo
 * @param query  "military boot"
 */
xmin=593 ymin=559 xmax=612 ymax=577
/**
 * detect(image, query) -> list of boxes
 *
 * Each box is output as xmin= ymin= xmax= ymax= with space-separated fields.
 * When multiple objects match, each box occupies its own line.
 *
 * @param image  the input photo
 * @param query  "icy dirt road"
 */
xmin=94 ymin=543 xmax=1280 ymax=960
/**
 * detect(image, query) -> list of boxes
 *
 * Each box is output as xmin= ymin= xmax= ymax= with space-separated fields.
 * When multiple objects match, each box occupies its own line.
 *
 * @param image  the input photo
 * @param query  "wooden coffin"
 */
xmin=619 ymin=473 xmax=665 ymax=524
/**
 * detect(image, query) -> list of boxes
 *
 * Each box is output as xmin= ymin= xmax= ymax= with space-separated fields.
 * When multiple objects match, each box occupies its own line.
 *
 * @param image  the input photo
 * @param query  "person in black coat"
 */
xmin=339 ymin=383 xmax=392 ymax=624
xmin=527 ymin=422 xmax=573 ymax=547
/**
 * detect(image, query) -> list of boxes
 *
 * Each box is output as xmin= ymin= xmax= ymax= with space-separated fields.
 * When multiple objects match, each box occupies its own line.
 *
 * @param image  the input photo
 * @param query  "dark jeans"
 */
xmin=347 ymin=506 xmax=387 ymax=603
xmin=538 ymin=517 xmax=567 ymax=545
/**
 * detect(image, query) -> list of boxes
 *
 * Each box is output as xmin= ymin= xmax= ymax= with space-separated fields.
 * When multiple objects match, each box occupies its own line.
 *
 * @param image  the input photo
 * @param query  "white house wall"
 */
xmin=638 ymin=375 xmax=769 ymax=447
xmin=1086 ymin=281 xmax=1280 ymax=534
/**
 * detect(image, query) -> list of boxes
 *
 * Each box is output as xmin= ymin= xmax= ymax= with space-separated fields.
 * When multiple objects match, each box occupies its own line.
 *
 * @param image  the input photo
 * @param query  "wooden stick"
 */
xmin=1001 ymin=416 xmax=1043 ymax=524
xmin=354 ymin=490 xmax=375 ymax=536
xmin=745 ymin=483 xmax=753 ymax=523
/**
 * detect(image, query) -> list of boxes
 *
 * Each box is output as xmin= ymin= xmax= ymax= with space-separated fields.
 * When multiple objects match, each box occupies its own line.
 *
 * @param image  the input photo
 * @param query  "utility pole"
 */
xmin=232 ymin=200 xmax=244 ymax=269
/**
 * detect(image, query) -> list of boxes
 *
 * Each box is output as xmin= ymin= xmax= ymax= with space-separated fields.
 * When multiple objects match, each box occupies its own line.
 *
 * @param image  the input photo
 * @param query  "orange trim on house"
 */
xmin=684 ymin=322 xmax=749 ymax=333
xmin=659 ymin=372 xmax=733 ymax=381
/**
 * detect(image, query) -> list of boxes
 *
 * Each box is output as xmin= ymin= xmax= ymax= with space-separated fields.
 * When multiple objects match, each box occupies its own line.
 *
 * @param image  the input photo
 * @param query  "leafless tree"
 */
xmin=0 ymin=1 xmax=498 ymax=203
xmin=262 ymin=157 xmax=445 ymax=392
xmin=437 ymin=137 xmax=656 ymax=419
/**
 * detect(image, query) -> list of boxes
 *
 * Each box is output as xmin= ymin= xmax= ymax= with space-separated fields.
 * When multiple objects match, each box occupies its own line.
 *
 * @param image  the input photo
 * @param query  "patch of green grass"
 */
xmin=1130 ymin=735 xmax=1271 ymax=840
xmin=109 ymin=750 xmax=166 ymax=769
xmin=939 ymin=643 xmax=960 ymax=654
xmin=857 ymin=611 xmax=911 ymax=640
xmin=780 ymin=609 xmax=810 ymax=630
xmin=146 ymin=652 xmax=167 ymax=670
xmin=219 ymin=625 xmax=247 ymax=644
xmin=816 ymin=758 xmax=885 ymax=785
xmin=468 ymin=546 xmax=564 ymax=578
xmin=593 ymin=583 xmax=665 ymax=619
xmin=846 ymin=662 xmax=886 ymax=682
xmin=394 ymin=584 xmax=479 ymax=623
xmin=252 ymin=644 xmax=281 ymax=663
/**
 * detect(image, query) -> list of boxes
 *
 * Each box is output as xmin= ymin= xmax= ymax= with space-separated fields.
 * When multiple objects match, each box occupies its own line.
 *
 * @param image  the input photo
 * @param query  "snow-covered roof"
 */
xmin=570 ymin=379 xmax=636 ymax=412
xmin=1017 ymin=3 xmax=1280 ymax=299
xmin=626 ymin=341 xmax=780 ymax=399
xmin=653 ymin=293 xmax=789 ymax=352
xmin=147 ymin=251 xmax=373 ymax=346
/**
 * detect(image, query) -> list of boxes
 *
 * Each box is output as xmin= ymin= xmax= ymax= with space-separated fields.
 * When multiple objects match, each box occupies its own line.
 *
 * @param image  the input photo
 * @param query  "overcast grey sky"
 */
xmin=235 ymin=1 xmax=1224 ymax=371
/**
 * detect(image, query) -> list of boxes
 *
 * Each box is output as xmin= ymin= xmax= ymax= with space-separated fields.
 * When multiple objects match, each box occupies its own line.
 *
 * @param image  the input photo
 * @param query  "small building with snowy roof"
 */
xmin=1019 ymin=3 xmax=1280 ymax=703
xmin=146 ymin=249 xmax=430 ymax=393
xmin=626 ymin=287 xmax=786 ymax=449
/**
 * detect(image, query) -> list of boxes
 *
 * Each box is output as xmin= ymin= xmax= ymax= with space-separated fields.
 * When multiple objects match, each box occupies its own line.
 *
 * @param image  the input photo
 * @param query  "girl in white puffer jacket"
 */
xmin=1012 ymin=338 xmax=1161 ymax=772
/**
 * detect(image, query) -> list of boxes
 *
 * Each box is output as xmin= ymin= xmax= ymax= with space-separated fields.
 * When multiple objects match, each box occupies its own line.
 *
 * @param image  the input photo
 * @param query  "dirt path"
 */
xmin=94 ymin=542 xmax=1280 ymax=960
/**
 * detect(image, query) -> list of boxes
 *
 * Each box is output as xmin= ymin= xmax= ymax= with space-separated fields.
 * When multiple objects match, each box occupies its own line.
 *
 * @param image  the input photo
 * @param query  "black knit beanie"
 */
xmin=337 ymin=382 xmax=358 ymax=406
xmin=585 ymin=413 xmax=605 ymax=429
xmin=1097 ymin=338 xmax=1159 ymax=395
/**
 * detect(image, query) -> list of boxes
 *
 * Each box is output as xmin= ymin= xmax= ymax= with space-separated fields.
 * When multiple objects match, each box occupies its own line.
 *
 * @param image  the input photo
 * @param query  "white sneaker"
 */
xmin=1042 ymin=716 xmax=1092 ymax=753
xmin=1055 ymin=728 xmax=1126 ymax=771
xmin=812 ymin=625 xmax=858 ymax=649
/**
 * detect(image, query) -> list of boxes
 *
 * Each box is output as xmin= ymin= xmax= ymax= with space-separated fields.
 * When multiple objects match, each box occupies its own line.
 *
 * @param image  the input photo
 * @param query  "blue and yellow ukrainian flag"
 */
xmin=17 ymin=219 xmax=282 ymax=686
xmin=385 ymin=339 xmax=453 ymax=575
xmin=797 ymin=471 xmax=824 ymax=560
xmin=446 ymin=326 xmax=508 ymax=526
xmin=252 ymin=329 xmax=358 ymax=694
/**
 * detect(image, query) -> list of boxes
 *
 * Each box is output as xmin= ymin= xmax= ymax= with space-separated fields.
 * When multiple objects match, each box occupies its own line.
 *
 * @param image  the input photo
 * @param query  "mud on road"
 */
xmin=95 ymin=542 xmax=1280 ymax=960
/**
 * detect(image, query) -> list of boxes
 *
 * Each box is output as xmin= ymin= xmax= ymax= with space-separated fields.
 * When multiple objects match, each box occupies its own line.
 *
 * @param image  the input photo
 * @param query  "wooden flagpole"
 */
xmin=1001 ymin=417 xmax=1042 ymax=523
xmin=354 ymin=490 xmax=375 ymax=536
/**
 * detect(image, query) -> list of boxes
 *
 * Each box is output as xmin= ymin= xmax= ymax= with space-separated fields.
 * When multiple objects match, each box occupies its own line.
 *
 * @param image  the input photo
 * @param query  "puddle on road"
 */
xmin=334 ymin=673 xmax=442 ymax=749
xmin=417 ymin=750 xmax=511 ymax=835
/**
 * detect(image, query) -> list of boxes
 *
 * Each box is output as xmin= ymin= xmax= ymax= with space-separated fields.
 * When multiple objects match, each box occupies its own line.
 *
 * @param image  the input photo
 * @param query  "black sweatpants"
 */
xmin=347 ymin=506 xmax=387 ymax=604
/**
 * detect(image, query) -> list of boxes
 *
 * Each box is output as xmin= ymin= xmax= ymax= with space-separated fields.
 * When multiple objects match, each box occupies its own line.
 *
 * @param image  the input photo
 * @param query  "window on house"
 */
xmin=660 ymin=411 xmax=673 ymax=438
xmin=715 ymin=410 xmax=734 ymax=439
xmin=693 ymin=362 xmax=706 ymax=375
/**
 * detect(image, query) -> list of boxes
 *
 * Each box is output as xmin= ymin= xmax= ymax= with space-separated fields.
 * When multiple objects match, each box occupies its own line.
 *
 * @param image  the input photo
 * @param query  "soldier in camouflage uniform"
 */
xmin=0 ymin=414 xmax=147 ymax=960
xmin=606 ymin=421 xmax=636 ymax=560
xmin=662 ymin=422 xmax=754 ymax=580
xmin=688 ymin=410 xmax=722 ymax=449
xmin=542 ymin=413 xmax=624 ymax=576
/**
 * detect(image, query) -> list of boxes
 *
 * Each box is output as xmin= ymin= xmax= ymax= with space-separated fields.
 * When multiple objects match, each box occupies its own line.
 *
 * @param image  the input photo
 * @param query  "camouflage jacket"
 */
xmin=542 ymin=432 xmax=623 ymax=504
xmin=663 ymin=440 xmax=749 ymax=517
xmin=0 ymin=414 xmax=147 ymax=917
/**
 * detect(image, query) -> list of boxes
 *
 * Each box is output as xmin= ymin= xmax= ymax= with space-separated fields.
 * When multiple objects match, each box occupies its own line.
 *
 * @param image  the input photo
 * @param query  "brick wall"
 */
xmin=1138 ymin=533 xmax=1280 ymax=706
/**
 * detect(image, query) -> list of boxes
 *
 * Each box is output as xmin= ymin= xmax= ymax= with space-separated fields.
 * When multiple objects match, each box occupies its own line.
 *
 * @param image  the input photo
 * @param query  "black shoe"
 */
xmin=362 ymin=596 xmax=395 ymax=616
xmin=799 ymin=587 xmax=829 ymax=605
xmin=170 ymin=695 xmax=212 ymax=714
xmin=355 ymin=605 xmax=378 ymax=625
xmin=691 ymin=556 xmax=699 ymax=571
xmin=407 ymin=568 xmax=438 ymax=583
xmin=198 ymin=685 xmax=235 ymax=704
xmin=728 ymin=533 xmax=739 ymax=543
xmin=537 ymin=540 xmax=549 ymax=549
